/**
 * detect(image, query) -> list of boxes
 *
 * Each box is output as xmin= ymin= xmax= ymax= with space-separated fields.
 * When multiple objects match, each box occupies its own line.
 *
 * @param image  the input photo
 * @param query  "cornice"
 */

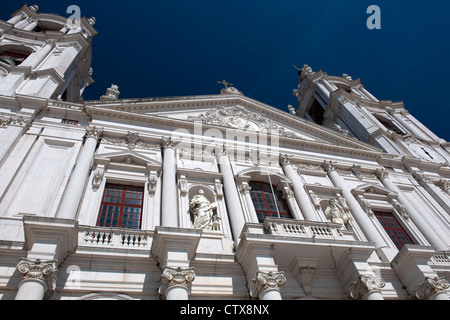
xmin=84 ymin=94 xmax=386 ymax=160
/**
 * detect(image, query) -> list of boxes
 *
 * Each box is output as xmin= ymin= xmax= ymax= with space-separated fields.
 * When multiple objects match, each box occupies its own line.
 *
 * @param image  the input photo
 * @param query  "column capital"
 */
xmin=85 ymin=126 xmax=102 ymax=141
xmin=251 ymin=271 xmax=286 ymax=298
xmin=159 ymin=266 xmax=196 ymax=296
xmin=321 ymin=160 xmax=337 ymax=173
xmin=436 ymin=179 xmax=450 ymax=192
xmin=375 ymin=167 xmax=389 ymax=180
xmin=162 ymin=136 xmax=181 ymax=150
xmin=239 ymin=182 xmax=251 ymax=195
xmin=349 ymin=274 xmax=385 ymax=300
xmin=279 ymin=153 xmax=293 ymax=166
xmin=17 ymin=258 xmax=58 ymax=292
xmin=414 ymin=277 xmax=450 ymax=300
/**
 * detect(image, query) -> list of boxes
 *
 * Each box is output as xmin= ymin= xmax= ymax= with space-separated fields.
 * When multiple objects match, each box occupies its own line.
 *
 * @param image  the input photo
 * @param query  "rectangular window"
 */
xmin=97 ymin=183 xmax=144 ymax=229
xmin=249 ymin=181 xmax=293 ymax=223
xmin=61 ymin=119 xmax=79 ymax=125
xmin=374 ymin=211 xmax=414 ymax=249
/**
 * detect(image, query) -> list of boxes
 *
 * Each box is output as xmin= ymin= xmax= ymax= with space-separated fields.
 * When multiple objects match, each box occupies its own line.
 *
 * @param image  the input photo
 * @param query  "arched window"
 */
xmin=249 ymin=181 xmax=293 ymax=223
xmin=0 ymin=50 xmax=29 ymax=66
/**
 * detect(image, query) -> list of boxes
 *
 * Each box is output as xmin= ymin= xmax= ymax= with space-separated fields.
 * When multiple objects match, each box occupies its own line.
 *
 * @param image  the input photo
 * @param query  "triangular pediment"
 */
xmin=85 ymin=93 xmax=383 ymax=157
xmin=352 ymin=183 xmax=395 ymax=197
xmin=94 ymin=150 xmax=161 ymax=168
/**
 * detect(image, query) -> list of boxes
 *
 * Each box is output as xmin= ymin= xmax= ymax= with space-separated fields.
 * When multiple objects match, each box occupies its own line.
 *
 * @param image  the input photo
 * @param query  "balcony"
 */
xmin=263 ymin=218 xmax=357 ymax=241
xmin=238 ymin=218 xmax=377 ymax=270
xmin=79 ymin=225 xmax=152 ymax=250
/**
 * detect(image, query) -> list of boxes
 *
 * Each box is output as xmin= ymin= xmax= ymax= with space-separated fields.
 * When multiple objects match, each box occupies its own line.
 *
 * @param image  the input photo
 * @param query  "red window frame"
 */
xmin=249 ymin=181 xmax=293 ymax=223
xmin=96 ymin=183 xmax=144 ymax=229
xmin=374 ymin=211 xmax=414 ymax=249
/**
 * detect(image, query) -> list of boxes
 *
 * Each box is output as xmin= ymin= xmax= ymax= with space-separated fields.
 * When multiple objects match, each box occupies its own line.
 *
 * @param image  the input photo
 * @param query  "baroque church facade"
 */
xmin=0 ymin=5 xmax=449 ymax=300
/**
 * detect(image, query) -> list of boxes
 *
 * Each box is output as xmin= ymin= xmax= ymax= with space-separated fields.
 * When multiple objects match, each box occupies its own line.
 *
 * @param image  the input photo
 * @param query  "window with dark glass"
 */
xmin=308 ymin=99 xmax=325 ymax=125
xmin=96 ymin=184 xmax=144 ymax=229
xmin=0 ymin=50 xmax=29 ymax=66
xmin=374 ymin=211 xmax=414 ymax=249
xmin=249 ymin=181 xmax=293 ymax=223
xmin=373 ymin=114 xmax=406 ymax=135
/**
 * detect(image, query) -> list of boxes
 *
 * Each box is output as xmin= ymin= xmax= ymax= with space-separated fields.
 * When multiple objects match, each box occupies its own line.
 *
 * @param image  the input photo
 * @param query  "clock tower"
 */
xmin=292 ymin=64 xmax=450 ymax=165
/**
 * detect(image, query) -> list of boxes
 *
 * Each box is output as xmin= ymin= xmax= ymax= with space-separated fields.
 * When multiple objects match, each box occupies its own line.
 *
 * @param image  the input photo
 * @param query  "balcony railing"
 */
xmin=263 ymin=218 xmax=356 ymax=241
xmin=79 ymin=226 xmax=152 ymax=249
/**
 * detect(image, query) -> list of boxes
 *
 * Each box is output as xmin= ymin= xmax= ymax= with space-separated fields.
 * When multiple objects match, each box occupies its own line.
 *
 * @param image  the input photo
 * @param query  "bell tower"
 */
xmin=292 ymin=64 xmax=450 ymax=165
xmin=0 ymin=4 xmax=97 ymax=102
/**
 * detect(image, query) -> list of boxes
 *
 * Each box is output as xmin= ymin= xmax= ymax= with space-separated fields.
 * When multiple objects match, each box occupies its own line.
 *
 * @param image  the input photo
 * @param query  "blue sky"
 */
xmin=2 ymin=1 xmax=450 ymax=140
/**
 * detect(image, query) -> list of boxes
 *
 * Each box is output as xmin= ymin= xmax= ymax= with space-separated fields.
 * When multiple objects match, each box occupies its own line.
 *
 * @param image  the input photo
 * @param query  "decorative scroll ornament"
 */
xmin=159 ymin=266 xmax=196 ymax=296
xmin=414 ymin=277 xmax=450 ymax=300
xmin=91 ymin=167 xmax=104 ymax=190
xmin=187 ymin=105 xmax=299 ymax=138
xmin=17 ymin=258 xmax=58 ymax=294
xmin=349 ymin=274 xmax=386 ymax=300
xmin=251 ymin=271 xmax=286 ymax=297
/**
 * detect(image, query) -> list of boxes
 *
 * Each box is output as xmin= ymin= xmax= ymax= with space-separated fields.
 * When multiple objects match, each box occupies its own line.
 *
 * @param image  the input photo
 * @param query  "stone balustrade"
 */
xmin=80 ymin=226 xmax=151 ymax=249
xmin=263 ymin=217 xmax=356 ymax=241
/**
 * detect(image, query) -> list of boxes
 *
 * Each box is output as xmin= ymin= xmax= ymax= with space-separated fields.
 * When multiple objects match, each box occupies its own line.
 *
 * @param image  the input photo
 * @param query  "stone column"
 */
xmin=349 ymin=274 xmax=385 ymax=300
xmin=217 ymin=150 xmax=246 ymax=242
xmin=322 ymin=161 xmax=392 ymax=259
xmin=251 ymin=271 xmax=286 ymax=300
xmin=161 ymin=137 xmax=179 ymax=227
xmin=281 ymin=184 xmax=303 ymax=220
xmin=239 ymin=182 xmax=259 ymax=223
xmin=414 ymin=277 xmax=450 ymax=300
xmin=56 ymin=126 xmax=101 ymax=219
xmin=375 ymin=168 xmax=448 ymax=252
xmin=15 ymin=258 xmax=58 ymax=300
xmin=159 ymin=266 xmax=196 ymax=300
xmin=386 ymin=107 xmax=427 ymax=140
xmin=412 ymin=172 xmax=450 ymax=214
xmin=21 ymin=40 xmax=56 ymax=69
xmin=7 ymin=12 xmax=25 ymax=25
xmin=280 ymin=154 xmax=316 ymax=221
xmin=23 ymin=19 xmax=38 ymax=31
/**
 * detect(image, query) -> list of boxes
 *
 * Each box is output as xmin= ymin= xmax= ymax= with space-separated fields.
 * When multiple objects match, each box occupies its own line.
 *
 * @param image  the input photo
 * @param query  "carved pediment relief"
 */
xmin=187 ymin=105 xmax=300 ymax=138
xmin=351 ymin=183 xmax=394 ymax=197
xmin=94 ymin=151 xmax=161 ymax=169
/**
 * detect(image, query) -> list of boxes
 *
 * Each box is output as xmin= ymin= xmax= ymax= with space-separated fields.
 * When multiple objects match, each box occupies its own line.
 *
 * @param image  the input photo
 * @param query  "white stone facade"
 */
xmin=0 ymin=6 xmax=449 ymax=300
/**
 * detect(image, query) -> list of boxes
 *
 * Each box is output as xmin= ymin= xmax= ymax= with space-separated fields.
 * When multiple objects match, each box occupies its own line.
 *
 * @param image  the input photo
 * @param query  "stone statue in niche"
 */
xmin=189 ymin=189 xmax=220 ymax=231
xmin=325 ymin=199 xmax=349 ymax=225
